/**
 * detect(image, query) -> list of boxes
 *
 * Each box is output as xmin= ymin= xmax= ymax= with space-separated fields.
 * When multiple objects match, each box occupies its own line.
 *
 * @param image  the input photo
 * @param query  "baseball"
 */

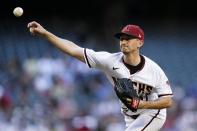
xmin=13 ymin=7 xmax=23 ymax=17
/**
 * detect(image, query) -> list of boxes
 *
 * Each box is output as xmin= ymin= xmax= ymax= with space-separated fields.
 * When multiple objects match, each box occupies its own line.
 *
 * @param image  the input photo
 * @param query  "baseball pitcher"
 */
xmin=27 ymin=21 xmax=173 ymax=131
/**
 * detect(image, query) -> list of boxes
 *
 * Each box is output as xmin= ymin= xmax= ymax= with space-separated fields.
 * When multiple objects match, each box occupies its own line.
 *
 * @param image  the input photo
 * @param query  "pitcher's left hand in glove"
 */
xmin=114 ymin=78 xmax=140 ymax=112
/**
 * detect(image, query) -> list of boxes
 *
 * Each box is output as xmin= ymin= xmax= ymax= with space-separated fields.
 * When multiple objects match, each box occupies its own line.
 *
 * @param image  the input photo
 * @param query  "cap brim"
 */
xmin=114 ymin=32 xmax=137 ymax=39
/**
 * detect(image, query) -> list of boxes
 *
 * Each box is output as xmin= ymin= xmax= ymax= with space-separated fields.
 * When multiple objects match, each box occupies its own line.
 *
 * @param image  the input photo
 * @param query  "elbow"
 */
xmin=165 ymin=98 xmax=173 ymax=108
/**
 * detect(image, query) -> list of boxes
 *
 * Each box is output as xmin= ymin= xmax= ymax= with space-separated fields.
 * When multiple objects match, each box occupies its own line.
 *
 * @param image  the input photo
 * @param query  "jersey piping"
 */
xmin=84 ymin=48 xmax=91 ymax=68
xmin=141 ymin=109 xmax=161 ymax=131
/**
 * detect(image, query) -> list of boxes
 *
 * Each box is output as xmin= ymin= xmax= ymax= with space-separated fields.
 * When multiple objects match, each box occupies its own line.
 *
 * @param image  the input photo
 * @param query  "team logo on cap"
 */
xmin=125 ymin=26 xmax=130 ymax=32
xmin=138 ymin=34 xmax=141 ymax=38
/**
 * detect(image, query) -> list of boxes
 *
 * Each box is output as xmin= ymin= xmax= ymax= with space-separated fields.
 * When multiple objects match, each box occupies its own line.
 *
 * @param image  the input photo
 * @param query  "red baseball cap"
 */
xmin=114 ymin=24 xmax=144 ymax=41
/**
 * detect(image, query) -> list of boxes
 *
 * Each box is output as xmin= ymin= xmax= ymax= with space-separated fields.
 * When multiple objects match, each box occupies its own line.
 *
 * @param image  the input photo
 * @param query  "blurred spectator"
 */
xmin=0 ymin=85 xmax=12 ymax=117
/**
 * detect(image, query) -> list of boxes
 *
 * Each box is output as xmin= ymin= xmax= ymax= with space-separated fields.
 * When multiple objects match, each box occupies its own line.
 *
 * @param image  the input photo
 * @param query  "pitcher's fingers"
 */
xmin=27 ymin=21 xmax=38 ymax=28
xmin=126 ymin=98 xmax=132 ymax=102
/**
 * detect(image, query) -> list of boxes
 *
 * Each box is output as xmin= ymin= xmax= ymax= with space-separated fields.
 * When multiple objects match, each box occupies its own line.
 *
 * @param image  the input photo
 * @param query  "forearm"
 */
xmin=43 ymin=31 xmax=85 ymax=62
xmin=138 ymin=97 xmax=173 ymax=109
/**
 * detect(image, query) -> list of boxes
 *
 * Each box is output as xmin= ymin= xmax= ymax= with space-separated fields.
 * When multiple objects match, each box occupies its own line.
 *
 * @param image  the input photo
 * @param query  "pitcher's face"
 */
xmin=119 ymin=35 xmax=143 ymax=54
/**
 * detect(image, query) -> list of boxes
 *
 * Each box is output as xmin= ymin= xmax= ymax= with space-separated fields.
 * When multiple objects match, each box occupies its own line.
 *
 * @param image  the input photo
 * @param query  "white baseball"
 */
xmin=13 ymin=7 xmax=23 ymax=17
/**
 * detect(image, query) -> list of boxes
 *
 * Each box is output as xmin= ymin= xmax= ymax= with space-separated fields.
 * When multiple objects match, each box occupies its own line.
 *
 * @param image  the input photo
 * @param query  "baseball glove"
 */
xmin=114 ymin=78 xmax=140 ymax=112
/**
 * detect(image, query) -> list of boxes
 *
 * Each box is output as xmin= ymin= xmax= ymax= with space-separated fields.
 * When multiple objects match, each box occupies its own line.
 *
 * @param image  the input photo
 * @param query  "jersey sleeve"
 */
xmin=155 ymin=67 xmax=173 ymax=98
xmin=83 ymin=48 xmax=110 ymax=70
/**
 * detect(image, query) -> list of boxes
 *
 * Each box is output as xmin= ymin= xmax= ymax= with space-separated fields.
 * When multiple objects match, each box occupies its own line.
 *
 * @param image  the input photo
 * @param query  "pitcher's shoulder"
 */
xmin=143 ymin=56 xmax=162 ymax=68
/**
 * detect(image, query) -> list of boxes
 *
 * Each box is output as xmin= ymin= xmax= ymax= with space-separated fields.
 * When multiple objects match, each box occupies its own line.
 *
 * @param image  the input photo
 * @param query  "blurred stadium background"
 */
xmin=0 ymin=0 xmax=197 ymax=131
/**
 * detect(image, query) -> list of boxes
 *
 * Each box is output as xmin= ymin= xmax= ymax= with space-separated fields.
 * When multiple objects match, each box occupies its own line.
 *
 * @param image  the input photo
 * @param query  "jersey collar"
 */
xmin=122 ymin=55 xmax=145 ymax=74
